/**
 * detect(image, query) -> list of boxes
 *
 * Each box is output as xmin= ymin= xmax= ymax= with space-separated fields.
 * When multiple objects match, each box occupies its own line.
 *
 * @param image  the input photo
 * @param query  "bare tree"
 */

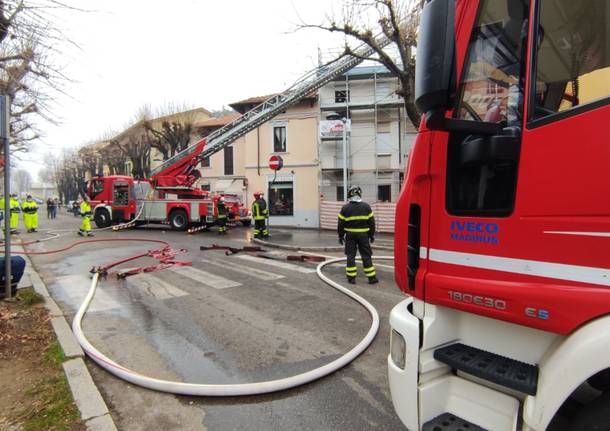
xmin=12 ymin=167 xmax=31 ymax=194
xmin=98 ymin=141 xmax=127 ymax=175
xmin=79 ymin=146 xmax=102 ymax=178
xmin=299 ymin=0 xmax=423 ymax=127
xmin=0 ymin=1 xmax=80 ymax=154
xmin=119 ymin=133 xmax=150 ymax=179
xmin=145 ymin=120 xmax=194 ymax=161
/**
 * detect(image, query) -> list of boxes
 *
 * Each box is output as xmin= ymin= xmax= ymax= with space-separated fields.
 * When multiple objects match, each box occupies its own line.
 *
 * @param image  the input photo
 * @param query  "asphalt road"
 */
xmin=23 ymin=211 xmax=406 ymax=431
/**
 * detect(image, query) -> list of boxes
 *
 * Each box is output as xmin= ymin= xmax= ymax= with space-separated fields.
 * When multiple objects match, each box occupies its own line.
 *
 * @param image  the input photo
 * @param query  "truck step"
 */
xmin=422 ymin=413 xmax=487 ymax=431
xmin=434 ymin=343 xmax=538 ymax=395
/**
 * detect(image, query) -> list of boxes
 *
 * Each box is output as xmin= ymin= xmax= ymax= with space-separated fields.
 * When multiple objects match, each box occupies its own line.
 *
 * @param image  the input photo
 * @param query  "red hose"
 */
xmin=2 ymin=238 xmax=171 ymax=256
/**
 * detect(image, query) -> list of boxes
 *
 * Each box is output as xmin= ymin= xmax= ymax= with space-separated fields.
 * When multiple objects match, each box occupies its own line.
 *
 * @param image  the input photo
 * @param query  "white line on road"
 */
xmin=236 ymin=254 xmax=317 ymax=274
xmin=127 ymin=273 xmax=188 ymax=300
xmin=168 ymin=266 xmax=242 ymax=290
xmin=200 ymin=257 xmax=285 ymax=281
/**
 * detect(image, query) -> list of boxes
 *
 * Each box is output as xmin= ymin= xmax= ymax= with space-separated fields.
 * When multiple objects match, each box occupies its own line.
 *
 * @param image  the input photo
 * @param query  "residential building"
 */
xmin=318 ymin=64 xmax=417 ymax=204
xmin=196 ymin=94 xmax=320 ymax=228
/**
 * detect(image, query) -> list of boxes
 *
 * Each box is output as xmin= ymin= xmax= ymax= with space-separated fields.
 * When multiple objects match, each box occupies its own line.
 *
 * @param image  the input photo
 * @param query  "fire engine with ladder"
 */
xmin=389 ymin=0 xmax=610 ymax=430
xmin=87 ymin=35 xmax=392 ymax=231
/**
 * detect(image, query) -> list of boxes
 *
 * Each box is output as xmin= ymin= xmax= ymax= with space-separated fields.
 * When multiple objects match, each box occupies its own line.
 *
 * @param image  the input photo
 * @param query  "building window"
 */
xmin=224 ymin=146 xmax=233 ymax=176
xmin=268 ymin=181 xmax=293 ymax=216
xmin=336 ymin=186 xmax=344 ymax=201
xmin=201 ymin=156 xmax=210 ymax=168
xmin=378 ymin=185 xmax=391 ymax=202
xmin=273 ymin=126 xmax=287 ymax=153
xmin=335 ymin=90 xmax=350 ymax=103
xmin=200 ymin=184 xmax=210 ymax=192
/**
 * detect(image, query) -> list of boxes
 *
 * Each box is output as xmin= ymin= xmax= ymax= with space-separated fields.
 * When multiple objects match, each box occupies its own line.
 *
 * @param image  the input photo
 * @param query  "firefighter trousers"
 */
xmin=217 ymin=216 xmax=227 ymax=234
xmin=344 ymin=232 xmax=376 ymax=280
xmin=254 ymin=219 xmax=268 ymax=238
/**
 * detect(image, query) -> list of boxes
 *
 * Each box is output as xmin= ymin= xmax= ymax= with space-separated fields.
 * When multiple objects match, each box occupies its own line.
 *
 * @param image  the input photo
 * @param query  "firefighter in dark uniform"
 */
xmin=217 ymin=196 xmax=228 ymax=235
xmin=338 ymin=186 xmax=378 ymax=285
xmin=252 ymin=191 xmax=269 ymax=239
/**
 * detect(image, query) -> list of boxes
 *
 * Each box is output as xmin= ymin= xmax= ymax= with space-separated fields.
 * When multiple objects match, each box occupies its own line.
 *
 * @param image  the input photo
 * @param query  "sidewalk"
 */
xmin=14 ymin=244 xmax=118 ymax=431
xmin=252 ymin=227 xmax=394 ymax=251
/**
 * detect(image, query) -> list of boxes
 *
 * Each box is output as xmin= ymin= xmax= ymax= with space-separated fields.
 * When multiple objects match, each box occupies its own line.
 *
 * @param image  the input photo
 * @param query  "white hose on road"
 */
xmin=72 ymin=256 xmax=394 ymax=396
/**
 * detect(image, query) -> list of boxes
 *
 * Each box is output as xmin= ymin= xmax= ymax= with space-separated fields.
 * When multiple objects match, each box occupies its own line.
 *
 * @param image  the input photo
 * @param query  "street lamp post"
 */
xmin=341 ymin=117 xmax=347 ymax=202
xmin=1 ymin=96 xmax=11 ymax=299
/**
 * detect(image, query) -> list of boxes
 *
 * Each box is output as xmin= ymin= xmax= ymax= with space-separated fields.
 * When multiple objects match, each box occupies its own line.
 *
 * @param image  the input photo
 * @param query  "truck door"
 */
xmin=112 ymin=181 xmax=130 ymax=222
xmin=425 ymin=0 xmax=534 ymax=325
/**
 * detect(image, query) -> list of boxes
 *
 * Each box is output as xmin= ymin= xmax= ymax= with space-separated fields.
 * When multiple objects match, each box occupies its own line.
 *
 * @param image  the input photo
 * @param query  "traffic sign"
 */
xmin=268 ymin=154 xmax=283 ymax=171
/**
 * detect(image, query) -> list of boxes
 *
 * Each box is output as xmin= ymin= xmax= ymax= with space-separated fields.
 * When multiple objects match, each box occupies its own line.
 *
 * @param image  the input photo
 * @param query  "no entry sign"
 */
xmin=268 ymin=154 xmax=283 ymax=171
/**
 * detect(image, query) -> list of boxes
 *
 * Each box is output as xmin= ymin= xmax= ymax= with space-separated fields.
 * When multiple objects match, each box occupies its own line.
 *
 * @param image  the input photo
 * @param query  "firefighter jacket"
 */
xmin=252 ymin=198 xmax=268 ymax=221
xmin=217 ymin=201 xmax=227 ymax=219
xmin=22 ymin=200 xmax=38 ymax=214
xmin=9 ymin=198 xmax=20 ymax=214
xmin=80 ymin=201 xmax=92 ymax=218
xmin=338 ymin=201 xmax=375 ymax=237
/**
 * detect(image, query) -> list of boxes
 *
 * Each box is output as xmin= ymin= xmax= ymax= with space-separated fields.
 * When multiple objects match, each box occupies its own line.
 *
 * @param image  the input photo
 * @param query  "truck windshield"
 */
xmin=455 ymin=0 xmax=530 ymax=127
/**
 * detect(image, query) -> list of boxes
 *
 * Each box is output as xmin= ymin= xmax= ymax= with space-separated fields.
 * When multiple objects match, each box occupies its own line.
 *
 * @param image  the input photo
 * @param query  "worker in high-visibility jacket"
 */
xmin=0 ymin=194 xmax=21 ymax=234
xmin=78 ymin=196 xmax=94 ymax=237
xmin=252 ymin=191 xmax=268 ymax=239
xmin=338 ymin=185 xmax=378 ymax=285
xmin=217 ymin=197 xmax=228 ymax=235
xmin=22 ymin=195 xmax=39 ymax=233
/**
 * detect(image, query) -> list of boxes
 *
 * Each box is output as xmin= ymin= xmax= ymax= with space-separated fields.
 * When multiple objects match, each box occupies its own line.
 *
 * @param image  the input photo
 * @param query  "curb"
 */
xmin=251 ymin=237 xmax=393 ymax=252
xmin=17 ymin=246 xmax=118 ymax=431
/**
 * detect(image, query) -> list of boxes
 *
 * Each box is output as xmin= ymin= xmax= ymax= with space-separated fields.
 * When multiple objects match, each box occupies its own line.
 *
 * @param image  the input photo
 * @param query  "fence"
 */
xmin=320 ymin=200 xmax=396 ymax=233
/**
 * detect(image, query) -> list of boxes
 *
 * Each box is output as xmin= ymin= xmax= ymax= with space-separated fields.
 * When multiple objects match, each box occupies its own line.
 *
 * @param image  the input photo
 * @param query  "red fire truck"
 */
xmin=87 ymin=140 xmax=249 ymax=230
xmin=389 ymin=0 xmax=610 ymax=430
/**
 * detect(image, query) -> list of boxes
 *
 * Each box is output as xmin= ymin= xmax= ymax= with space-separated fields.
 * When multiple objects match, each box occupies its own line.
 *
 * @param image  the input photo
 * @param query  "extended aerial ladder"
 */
xmin=149 ymin=35 xmax=391 ymax=193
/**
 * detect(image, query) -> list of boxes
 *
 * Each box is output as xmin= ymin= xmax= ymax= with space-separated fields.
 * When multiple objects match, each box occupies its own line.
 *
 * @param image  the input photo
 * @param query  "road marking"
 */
xmin=236 ymin=254 xmax=317 ymax=274
xmin=127 ymin=273 xmax=188 ymax=300
xmin=200 ymin=257 xmax=285 ymax=281
xmin=168 ymin=266 xmax=242 ymax=289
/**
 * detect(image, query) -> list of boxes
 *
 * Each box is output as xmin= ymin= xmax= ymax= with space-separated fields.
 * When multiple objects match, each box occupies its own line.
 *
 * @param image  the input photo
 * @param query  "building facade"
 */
xmin=318 ymin=65 xmax=417 ymax=204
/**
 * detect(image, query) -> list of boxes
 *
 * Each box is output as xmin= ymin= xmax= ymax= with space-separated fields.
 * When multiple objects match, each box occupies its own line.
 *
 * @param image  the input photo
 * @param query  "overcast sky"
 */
xmin=22 ymin=0 xmax=362 ymax=177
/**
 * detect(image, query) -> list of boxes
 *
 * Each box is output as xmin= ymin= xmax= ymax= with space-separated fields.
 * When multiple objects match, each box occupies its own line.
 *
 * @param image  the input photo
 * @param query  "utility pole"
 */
xmin=1 ymin=95 xmax=11 ymax=299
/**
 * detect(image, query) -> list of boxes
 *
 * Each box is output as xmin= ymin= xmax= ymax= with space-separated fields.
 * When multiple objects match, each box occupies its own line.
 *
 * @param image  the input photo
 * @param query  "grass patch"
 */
xmin=21 ymin=375 xmax=80 ymax=431
xmin=18 ymin=287 xmax=44 ymax=306
xmin=43 ymin=341 xmax=66 ymax=367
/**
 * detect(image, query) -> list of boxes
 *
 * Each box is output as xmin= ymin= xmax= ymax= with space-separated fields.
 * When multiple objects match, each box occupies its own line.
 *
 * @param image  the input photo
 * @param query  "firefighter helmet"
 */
xmin=254 ymin=191 xmax=264 ymax=199
xmin=347 ymin=186 xmax=362 ymax=199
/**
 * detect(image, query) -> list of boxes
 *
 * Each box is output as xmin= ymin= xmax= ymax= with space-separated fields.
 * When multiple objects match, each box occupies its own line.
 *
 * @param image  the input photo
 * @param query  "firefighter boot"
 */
xmin=368 ymin=276 xmax=379 ymax=285
xmin=347 ymin=277 xmax=356 ymax=285
xmin=87 ymin=232 xmax=95 ymax=237
xmin=78 ymin=230 xmax=84 ymax=237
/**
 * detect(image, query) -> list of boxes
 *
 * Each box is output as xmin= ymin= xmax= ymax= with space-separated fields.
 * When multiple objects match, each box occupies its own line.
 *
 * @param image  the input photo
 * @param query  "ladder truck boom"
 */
xmin=150 ymin=34 xmax=391 ymax=190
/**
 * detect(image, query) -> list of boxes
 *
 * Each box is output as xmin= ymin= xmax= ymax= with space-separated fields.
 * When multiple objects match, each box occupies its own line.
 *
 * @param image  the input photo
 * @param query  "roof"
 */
xmin=229 ymin=91 xmax=317 ymax=113
xmin=194 ymin=113 xmax=241 ymax=128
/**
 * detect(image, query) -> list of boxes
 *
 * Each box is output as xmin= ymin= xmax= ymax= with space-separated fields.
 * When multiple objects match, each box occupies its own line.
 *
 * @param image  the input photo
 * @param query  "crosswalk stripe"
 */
xmin=127 ymin=273 xmax=188 ymax=300
xmin=168 ymin=266 xmax=242 ymax=290
xmin=236 ymin=255 xmax=317 ymax=274
xmin=200 ymin=258 xmax=285 ymax=281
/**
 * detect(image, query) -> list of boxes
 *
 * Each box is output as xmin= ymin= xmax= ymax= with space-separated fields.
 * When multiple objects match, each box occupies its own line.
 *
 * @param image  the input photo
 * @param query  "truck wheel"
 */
xmin=169 ymin=209 xmax=188 ymax=231
xmin=588 ymin=369 xmax=610 ymax=391
xmin=241 ymin=219 xmax=251 ymax=227
xmin=569 ymin=392 xmax=610 ymax=430
xmin=94 ymin=208 xmax=111 ymax=228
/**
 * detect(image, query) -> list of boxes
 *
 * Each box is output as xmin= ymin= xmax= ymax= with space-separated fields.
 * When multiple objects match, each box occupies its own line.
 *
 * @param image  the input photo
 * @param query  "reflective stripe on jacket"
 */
xmin=338 ymin=201 xmax=375 ymax=236
xmin=22 ymin=201 xmax=38 ymax=214
xmin=252 ymin=198 xmax=268 ymax=221
xmin=80 ymin=201 xmax=92 ymax=218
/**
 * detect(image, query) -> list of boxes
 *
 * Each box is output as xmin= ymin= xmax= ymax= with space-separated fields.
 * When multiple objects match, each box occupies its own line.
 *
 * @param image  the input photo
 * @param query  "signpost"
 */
xmin=267 ymin=155 xmax=283 ymax=236
xmin=1 ymin=96 xmax=11 ymax=299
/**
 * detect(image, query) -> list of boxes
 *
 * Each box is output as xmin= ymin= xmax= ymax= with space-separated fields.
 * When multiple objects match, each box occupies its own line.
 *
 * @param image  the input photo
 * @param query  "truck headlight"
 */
xmin=390 ymin=329 xmax=406 ymax=369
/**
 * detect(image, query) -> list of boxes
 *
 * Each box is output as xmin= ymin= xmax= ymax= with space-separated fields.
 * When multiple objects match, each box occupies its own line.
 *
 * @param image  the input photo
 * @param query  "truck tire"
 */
xmin=588 ymin=369 xmax=610 ymax=391
xmin=169 ymin=209 xmax=189 ymax=231
xmin=569 ymin=392 xmax=610 ymax=430
xmin=94 ymin=208 xmax=111 ymax=228
xmin=241 ymin=219 xmax=251 ymax=227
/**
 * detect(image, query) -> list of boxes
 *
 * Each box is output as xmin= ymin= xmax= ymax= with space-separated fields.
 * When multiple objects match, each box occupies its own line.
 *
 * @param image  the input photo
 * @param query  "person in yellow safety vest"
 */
xmin=22 ymin=195 xmax=39 ymax=233
xmin=338 ymin=185 xmax=378 ymax=285
xmin=252 ymin=191 xmax=269 ymax=239
xmin=1 ymin=194 xmax=22 ymax=234
xmin=78 ymin=196 xmax=94 ymax=237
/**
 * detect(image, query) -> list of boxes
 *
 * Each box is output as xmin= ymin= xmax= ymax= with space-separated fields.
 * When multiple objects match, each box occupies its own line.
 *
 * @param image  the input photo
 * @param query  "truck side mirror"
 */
xmin=415 ymin=0 xmax=456 ymax=117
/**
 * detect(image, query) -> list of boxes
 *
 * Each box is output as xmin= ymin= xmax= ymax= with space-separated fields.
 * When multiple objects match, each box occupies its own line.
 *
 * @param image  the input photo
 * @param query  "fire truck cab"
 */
xmin=389 ymin=0 xmax=610 ymax=430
